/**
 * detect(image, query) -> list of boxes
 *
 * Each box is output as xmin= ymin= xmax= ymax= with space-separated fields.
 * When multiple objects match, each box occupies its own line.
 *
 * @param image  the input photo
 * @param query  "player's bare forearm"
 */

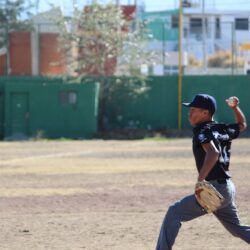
xmin=226 ymin=96 xmax=247 ymax=132
xmin=198 ymin=142 xmax=219 ymax=181
xmin=232 ymin=106 xmax=247 ymax=131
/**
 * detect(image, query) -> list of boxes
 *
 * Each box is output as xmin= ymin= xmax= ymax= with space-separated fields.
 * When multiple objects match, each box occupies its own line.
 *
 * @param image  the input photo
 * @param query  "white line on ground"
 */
xmin=0 ymin=151 xmax=93 ymax=165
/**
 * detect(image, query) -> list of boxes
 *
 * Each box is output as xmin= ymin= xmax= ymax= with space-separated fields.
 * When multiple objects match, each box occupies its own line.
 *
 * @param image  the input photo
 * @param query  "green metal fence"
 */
xmin=0 ymin=81 xmax=4 ymax=138
xmin=103 ymin=75 xmax=250 ymax=131
xmin=0 ymin=75 xmax=249 ymax=140
xmin=0 ymin=77 xmax=99 ymax=139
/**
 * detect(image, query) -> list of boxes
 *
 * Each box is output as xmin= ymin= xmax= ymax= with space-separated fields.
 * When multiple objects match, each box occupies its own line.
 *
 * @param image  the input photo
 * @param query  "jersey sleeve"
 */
xmin=226 ymin=123 xmax=240 ymax=140
xmin=194 ymin=127 xmax=214 ymax=145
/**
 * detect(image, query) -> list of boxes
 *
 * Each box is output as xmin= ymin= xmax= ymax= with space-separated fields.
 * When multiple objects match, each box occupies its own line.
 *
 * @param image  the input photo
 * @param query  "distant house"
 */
xmin=0 ymin=5 xmax=137 ymax=77
xmin=183 ymin=4 xmax=250 ymax=59
xmin=31 ymin=7 xmax=66 ymax=76
xmin=0 ymin=8 xmax=66 ymax=76
xmin=139 ymin=1 xmax=250 ymax=74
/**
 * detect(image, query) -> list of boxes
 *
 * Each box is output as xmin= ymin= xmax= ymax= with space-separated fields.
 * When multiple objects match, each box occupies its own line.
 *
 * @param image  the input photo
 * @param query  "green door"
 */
xmin=10 ymin=93 xmax=29 ymax=137
xmin=0 ymin=92 xmax=3 ymax=139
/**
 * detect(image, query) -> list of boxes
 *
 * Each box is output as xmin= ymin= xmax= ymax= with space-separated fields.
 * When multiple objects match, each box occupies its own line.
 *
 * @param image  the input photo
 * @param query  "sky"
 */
xmin=36 ymin=0 xmax=250 ymax=14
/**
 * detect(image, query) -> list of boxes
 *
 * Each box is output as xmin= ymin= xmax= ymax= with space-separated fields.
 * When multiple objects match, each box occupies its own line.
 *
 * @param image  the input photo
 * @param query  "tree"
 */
xmin=54 ymin=2 xmax=156 ymax=79
xmin=53 ymin=1 xmax=157 ymax=131
xmin=0 ymin=0 xmax=33 ymax=75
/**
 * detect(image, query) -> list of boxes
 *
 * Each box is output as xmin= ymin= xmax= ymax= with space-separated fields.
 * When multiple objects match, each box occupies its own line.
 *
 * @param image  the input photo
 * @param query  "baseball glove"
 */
xmin=195 ymin=181 xmax=224 ymax=213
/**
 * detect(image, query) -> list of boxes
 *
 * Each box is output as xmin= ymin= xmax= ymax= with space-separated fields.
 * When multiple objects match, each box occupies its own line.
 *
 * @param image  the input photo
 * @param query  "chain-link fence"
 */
xmin=183 ymin=20 xmax=250 ymax=75
xmin=144 ymin=19 xmax=250 ymax=76
xmin=0 ymin=20 xmax=250 ymax=76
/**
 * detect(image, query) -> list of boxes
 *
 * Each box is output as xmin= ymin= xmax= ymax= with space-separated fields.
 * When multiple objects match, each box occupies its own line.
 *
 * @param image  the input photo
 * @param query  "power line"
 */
xmin=210 ymin=2 xmax=250 ymax=6
xmin=145 ymin=0 xmax=250 ymax=7
xmin=146 ymin=3 xmax=250 ymax=7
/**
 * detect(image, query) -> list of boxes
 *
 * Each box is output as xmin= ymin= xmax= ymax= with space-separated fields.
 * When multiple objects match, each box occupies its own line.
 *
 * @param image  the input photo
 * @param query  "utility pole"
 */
xmin=231 ymin=22 xmax=235 ymax=75
xmin=35 ymin=0 xmax=40 ymax=14
xmin=202 ymin=0 xmax=207 ymax=72
xmin=178 ymin=0 xmax=183 ymax=129
xmin=162 ymin=22 xmax=166 ymax=71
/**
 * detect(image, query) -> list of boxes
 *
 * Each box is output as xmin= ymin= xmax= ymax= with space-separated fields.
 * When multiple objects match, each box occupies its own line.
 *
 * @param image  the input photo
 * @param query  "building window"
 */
xmin=171 ymin=15 xmax=179 ymax=28
xmin=190 ymin=18 xmax=202 ymax=34
xmin=182 ymin=0 xmax=192 ymax=8
xmin=59 ymin=91 xmax=77 ymax=105
xmin=215 ymin=17 xmax=221 ymax=39
xmin=235 ymin=18 xmax=249 ymax=30
xmin=183 ymin=27 xmax=188 ymax=38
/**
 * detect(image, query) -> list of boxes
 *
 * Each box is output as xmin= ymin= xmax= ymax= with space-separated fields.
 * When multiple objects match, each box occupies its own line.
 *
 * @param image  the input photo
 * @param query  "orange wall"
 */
xmin=9 ymin=32 xmax=32 ymax=75
xmin=0 ymin=32 xmax=65 ymax=76
xmin=39 ymin=33 xmax=65 ymax=75
xmin=0 ymin=55 xmax=6 ymax=75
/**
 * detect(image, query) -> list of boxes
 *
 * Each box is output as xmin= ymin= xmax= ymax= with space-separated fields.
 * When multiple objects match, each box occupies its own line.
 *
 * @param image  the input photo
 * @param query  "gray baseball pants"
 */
xmin=156 ymin=179 xmax=250 ymax=250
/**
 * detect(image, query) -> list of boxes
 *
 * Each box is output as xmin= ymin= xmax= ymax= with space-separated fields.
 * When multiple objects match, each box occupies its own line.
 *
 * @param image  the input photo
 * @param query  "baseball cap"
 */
xmin=182 ymin=94 xmax=217 ymax=115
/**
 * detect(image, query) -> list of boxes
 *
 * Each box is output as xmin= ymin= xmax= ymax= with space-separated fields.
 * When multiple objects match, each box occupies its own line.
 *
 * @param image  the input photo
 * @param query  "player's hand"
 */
xmin=225 ymin=96 xmax=239 ymax=108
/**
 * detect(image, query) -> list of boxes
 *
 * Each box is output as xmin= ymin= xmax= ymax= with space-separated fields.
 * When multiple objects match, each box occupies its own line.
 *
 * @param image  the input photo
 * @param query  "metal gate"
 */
xmin=0 ymin=92 xmax=3 ymax=139
xmin=10 ymin=92 xmax=29 ymax=137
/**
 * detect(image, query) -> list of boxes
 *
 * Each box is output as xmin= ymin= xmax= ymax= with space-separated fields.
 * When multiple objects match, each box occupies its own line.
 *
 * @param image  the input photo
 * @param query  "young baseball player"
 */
xmin=156 ymin=94 xmax=250 ymax=250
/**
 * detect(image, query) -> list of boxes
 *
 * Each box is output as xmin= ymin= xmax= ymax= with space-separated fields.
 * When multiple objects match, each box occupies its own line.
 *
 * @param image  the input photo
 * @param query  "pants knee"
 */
xmin=166 ymin=203 xmax=180 ymax=222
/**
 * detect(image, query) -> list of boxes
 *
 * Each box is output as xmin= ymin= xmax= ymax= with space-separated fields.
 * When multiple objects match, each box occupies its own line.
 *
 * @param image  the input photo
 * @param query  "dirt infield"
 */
xmin=0 ymin=138 xmax=249 ymax=250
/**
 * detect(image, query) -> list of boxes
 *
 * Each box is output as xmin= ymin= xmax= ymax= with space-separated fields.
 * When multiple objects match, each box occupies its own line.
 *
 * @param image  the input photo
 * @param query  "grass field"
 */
xmin=0 ymin=138 xmax=249 ymax=250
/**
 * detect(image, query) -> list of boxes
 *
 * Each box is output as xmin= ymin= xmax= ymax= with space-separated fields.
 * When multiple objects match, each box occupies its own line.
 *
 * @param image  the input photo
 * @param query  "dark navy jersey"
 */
xmin=192 ymin=121 xmax=240 ymax=181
